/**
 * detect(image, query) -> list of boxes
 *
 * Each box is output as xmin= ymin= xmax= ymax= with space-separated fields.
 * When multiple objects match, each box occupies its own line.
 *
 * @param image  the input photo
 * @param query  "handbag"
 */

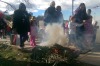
xmin=10 ymin=34 xmax=16 ymax=45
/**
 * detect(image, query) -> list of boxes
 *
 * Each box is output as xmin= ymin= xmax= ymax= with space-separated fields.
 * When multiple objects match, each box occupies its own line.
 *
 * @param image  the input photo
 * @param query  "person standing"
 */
xmin=74 ymin=3 xmax=88 ymax=34
xmin=44 ymin=1 xmax=56 ymax=25
xmin=55 ymin=6 xmax=64 ymax=23
xmin=29 ymin=16 xmax=38 ymax=47
xmin=92 ymin=21 xmax=99 ymax=45
xmin=84 ymin=9 xmax=94 ymax=50
xmin=13 ymin=3 xmax=30 ymax=49
xmin=74 ymin=3 xmax=88 ymax=51
xmin=68 ymin=16 xmax=83 ymax=48
xmin=0 ymin=12 xmax=7 ymax=39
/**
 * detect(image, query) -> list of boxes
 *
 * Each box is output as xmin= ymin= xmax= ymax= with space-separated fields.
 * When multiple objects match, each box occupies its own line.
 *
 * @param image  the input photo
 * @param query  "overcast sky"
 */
xmin=0 ymin=0 xmax=100 ymax=20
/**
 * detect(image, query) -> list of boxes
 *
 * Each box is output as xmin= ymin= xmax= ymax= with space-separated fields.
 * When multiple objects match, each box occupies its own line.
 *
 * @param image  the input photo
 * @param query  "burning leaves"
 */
xmin=31 ymin=44 xmax=80 ymax=63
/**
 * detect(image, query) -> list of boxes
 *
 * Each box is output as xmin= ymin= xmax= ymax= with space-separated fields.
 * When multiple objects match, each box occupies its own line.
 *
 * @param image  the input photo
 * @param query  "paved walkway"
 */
xmin=0 ymin=39 xmax=100 ymax=66
xmin=78 ymin=43 xmax=100 ymax=66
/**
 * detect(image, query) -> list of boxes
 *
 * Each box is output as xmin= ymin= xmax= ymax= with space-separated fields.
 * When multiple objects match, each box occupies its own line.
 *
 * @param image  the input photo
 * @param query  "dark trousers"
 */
xmin=20 ymin=33 xmax=28 ymax=47
xmin=76 ymin=26 xmax=85 ymax=50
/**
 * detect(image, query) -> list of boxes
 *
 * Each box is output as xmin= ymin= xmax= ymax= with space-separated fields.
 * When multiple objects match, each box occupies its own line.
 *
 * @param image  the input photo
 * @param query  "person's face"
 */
xmin=52 ymin=2 xmax=55 ymax=7
xmin=57 ymin=7 xmax=61 ymax=11
xmin=80 ymin=5 xmax=85 ymax=10
xmin=51 ymin=1 xmax=55 ymax=7
xmin=21 ymin=7 xmax=26 ymax=11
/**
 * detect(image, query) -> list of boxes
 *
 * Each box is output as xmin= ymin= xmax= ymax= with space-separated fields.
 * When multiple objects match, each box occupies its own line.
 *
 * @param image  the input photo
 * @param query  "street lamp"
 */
xmin=72 ymin=0 xmax=74 ymax=15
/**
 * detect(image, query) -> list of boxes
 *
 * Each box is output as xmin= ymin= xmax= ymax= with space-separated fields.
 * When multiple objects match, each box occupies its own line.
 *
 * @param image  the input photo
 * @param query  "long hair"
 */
xmin=79 ymin=3 xmax=86 ymax=13
xmin=75 ymin=3 xmax=86 ymax=14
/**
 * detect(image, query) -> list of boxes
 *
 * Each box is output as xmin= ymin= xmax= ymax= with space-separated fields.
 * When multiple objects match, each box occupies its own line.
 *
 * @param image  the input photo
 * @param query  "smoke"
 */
xmin=39 ymin=23 xmax=68 ymax=47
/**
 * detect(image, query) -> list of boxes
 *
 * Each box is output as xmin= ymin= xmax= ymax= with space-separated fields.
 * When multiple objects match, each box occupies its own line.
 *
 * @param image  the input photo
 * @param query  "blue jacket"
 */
xmin=55 ymin=11 xmax=63 ymax=23
xmin=44 ymin=6 xmax=56 ymax=24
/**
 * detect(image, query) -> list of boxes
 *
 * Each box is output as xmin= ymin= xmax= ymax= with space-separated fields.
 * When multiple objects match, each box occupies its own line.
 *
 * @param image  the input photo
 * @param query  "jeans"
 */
xmin=20 ymin=33 xmax=28 ymax=47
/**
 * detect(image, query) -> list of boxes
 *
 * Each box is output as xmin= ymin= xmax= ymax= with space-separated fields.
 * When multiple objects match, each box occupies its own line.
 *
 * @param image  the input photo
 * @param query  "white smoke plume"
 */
xmin=39 ymin=23 xmax=69 ymax=47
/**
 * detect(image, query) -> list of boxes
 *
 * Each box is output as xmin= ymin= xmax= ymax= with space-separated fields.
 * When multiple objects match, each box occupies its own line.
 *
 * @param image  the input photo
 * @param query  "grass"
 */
xmin=0 ymin=44 xmax=31 ymax=61
xmin=0 ymin=44 xmax=96 ymax=66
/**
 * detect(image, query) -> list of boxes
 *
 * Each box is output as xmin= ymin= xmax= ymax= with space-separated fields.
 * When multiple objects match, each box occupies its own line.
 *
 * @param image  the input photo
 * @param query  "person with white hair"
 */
xmin=44 ymin=1 xmax=56 ymax=26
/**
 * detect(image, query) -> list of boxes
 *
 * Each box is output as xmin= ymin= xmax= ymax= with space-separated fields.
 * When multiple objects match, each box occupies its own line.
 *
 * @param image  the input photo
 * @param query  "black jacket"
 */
xmin=13 ymin=9 xmax=30 ymax=34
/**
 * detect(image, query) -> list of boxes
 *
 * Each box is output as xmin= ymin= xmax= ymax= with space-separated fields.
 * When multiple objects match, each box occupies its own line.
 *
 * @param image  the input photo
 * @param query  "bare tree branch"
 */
xmin=0 ymin=1 xmax=16 ymax=10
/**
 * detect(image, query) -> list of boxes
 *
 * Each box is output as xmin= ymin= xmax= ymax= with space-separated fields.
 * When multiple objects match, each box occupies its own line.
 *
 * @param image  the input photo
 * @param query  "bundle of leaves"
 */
xmin=30 ymin=44 xmax=80 ymax=63
xmin=30 ymin=46 xmax=50 ymax=62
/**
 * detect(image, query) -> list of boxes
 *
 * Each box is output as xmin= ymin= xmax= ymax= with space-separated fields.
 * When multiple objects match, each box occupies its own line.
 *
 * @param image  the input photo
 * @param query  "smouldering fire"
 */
xmin=39 ymin=23 xmax=68 ymax=47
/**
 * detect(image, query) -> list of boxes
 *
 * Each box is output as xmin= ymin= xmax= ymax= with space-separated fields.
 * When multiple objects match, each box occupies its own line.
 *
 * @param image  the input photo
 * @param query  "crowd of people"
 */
xmin=64 ymin=3 xmax=99 ymax=53
xmin=0 ymin=1 xmax=99 ymax=53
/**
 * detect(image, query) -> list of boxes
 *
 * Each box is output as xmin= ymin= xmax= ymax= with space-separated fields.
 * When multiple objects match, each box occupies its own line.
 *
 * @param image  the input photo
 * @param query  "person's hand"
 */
xmin=83 ymin=20 xmax=86 ymax=22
